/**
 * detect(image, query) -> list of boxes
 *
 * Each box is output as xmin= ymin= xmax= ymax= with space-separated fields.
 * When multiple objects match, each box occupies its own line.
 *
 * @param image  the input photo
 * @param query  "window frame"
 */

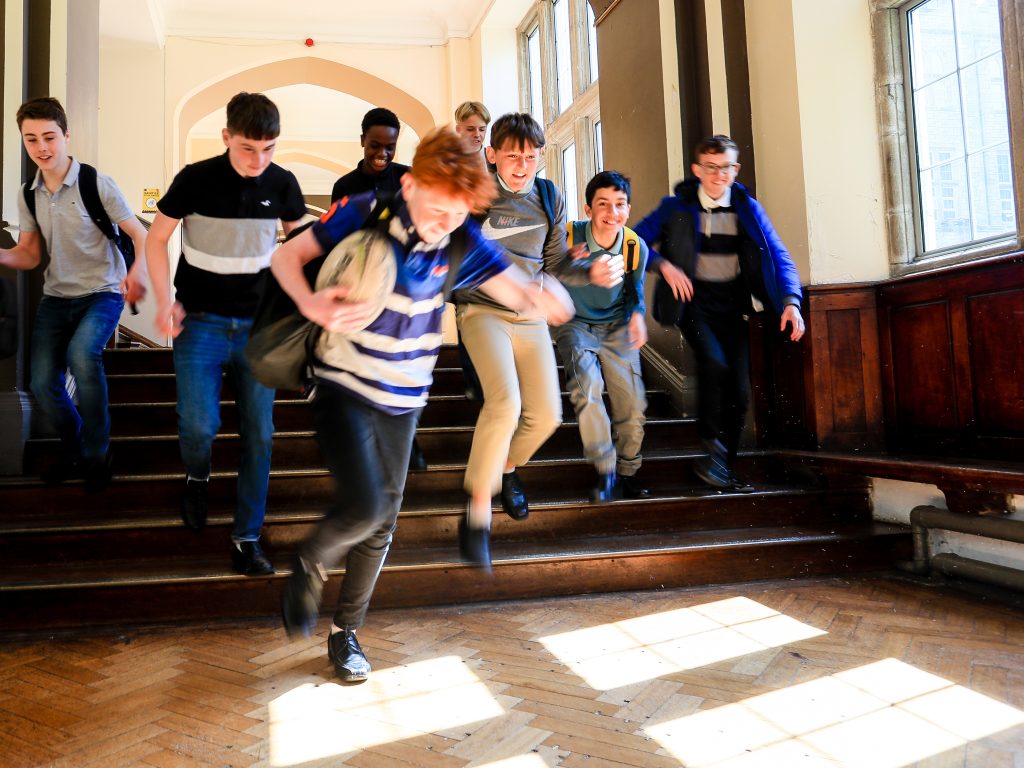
xmin=517 ymin=0 xmax=602 ymax=220
xmin=873 ymin=0 xmax=1024 ymax=274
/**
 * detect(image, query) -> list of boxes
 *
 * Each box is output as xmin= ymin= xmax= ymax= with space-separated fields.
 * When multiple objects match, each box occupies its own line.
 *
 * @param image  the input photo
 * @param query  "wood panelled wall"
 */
xmin=754 ymin=253 xmax=1024 ymax=457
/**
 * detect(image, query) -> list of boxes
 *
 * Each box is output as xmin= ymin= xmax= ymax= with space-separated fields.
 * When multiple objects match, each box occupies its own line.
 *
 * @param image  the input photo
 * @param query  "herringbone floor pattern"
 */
xmin=1 ymin=576 xmax=1023 ymax=767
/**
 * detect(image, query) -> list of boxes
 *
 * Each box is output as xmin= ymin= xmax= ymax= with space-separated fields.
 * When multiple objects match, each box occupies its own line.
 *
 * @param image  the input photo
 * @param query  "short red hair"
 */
xmin=410 ymin=126 xmax=496 ymax=214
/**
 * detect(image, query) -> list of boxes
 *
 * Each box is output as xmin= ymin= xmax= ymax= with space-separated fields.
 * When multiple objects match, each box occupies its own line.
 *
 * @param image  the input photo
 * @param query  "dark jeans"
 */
xmin=30 ymin=292 xmax=124 ymax=460
xmin=680 ymin=290 xmax=751 ymax=465
xmin=303 ymin=379 xmax=420 ymax=631
xmin=173 ymin=312 xmax=275 ymax=541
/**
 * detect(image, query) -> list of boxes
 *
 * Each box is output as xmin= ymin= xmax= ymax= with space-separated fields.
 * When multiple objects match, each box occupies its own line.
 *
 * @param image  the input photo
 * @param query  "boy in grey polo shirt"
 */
xmin=0 ymin=97 xmax=147 ymax=491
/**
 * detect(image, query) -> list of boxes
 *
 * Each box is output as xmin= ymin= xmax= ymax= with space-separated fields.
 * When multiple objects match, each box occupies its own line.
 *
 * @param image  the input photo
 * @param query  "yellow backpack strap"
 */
xmin=622 ymin=226 xmax=641 ymax=272
xmin=566 ymin=221 xmax=574 ymax=249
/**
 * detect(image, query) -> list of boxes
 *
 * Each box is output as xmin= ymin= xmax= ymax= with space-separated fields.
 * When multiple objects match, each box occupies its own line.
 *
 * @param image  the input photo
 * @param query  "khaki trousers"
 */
xmin=457 ymin=303 xmax=562 ymax=496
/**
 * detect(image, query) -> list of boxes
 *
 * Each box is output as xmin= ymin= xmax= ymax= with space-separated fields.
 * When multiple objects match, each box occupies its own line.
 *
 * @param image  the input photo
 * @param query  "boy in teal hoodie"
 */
xmin=554 ymin=171 xmax=650 ymax=503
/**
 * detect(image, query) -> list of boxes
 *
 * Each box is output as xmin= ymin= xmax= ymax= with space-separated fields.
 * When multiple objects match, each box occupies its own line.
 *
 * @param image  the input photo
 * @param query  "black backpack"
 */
xmin=23 ymin=162 xmax=135 ymax=271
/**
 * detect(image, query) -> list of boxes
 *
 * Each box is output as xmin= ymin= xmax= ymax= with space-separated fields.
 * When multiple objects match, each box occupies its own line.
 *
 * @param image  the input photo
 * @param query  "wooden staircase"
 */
xmin=0 ymin=346 xmax=910 ymax=633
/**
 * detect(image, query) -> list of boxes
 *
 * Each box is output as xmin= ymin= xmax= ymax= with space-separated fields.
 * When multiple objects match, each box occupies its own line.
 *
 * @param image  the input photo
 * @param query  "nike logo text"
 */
xmin=480 ymin=219 xmax=545 ymax=240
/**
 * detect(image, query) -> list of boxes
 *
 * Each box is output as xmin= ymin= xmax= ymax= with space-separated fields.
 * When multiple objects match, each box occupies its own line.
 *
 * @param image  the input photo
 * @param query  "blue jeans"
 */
xmin=173 ymin=312 xmax=274 ymax=541
xmin=303 ymin=379 xmax=420 ymax=631
xmin=554 ymin=320 xmax=647 ymax=476
xmin=30 ymin=292 xmax=124 ymax=460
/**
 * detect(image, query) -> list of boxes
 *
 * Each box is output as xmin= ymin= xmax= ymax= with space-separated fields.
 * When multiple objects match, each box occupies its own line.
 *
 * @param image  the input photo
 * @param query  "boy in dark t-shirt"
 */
xmin=146 ymin=92 xmax=306 ymax=575
xmin=330 ymin=107 xmax=410 ymax=203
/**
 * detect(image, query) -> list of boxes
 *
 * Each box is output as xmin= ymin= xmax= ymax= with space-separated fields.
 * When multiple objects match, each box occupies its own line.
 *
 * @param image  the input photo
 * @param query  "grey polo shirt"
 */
xmin=17 ymin=158 xmax=132 ymax=298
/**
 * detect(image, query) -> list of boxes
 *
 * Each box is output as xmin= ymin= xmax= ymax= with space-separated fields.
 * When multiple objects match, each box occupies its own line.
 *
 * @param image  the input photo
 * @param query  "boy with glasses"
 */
xmin=635 ymin=134 xmax=805 ymax=491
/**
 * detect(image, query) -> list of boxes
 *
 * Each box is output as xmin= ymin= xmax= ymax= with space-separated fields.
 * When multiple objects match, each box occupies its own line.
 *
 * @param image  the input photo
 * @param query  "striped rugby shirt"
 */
xmin=158 ymin=152 xmax=306 ymax=317
xmin=310 ymin=191 xmax=509 ymax=414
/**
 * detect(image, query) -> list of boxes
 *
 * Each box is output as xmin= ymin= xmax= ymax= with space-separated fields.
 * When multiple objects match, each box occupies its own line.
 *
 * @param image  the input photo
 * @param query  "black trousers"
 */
xmin=680 ymin=282 xmax=751 ymax=465
xmin=303 ymin=379 xmax=421 ymax=630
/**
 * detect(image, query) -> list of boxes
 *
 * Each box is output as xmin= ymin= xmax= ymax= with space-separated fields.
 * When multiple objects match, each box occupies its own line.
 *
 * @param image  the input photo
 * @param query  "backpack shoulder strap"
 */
xmin=22 ymin=181 xmax=36 ymax=222
xmin=622 ymin=226 xmax=641 ymax=273
xmin=535 ymin=177 xmax=557 ymax=231
xmin=566 ymin=221 xmax=574 ymax=249
xmin=77 ymin=163 xmax=117 ymax=241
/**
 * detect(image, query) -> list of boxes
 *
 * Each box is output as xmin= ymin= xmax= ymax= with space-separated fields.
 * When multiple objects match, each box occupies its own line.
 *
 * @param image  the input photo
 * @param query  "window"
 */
xmin=519 ymin=0 xmax=601 ymax=220
xmin=562 ymin=143 xmax=579 ymax=221
xmin=881 ymin=0 xmax=1022 ymax=268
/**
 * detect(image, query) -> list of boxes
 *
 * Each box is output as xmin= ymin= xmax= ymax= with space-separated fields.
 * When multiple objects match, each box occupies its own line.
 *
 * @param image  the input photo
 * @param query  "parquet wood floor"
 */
xmin=2 ymin=576 xmax=1023 ymax=767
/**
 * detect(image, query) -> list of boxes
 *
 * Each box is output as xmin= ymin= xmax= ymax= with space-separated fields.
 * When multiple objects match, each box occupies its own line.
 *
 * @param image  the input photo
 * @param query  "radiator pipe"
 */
xmin=931 ymin=553 xmax=1024 ymax=592
xmin=902 ymin=505 xmax=1024 ymax=589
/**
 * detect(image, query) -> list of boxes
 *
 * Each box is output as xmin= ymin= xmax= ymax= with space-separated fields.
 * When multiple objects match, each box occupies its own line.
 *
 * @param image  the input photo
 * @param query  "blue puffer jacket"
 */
xmin=634 ymin=178 xmax=803 ymax=325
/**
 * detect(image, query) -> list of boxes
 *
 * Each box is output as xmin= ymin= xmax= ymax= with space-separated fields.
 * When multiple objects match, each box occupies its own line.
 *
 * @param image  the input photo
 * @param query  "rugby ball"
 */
xmin=314 ymin=229 xmax=398 ymax=333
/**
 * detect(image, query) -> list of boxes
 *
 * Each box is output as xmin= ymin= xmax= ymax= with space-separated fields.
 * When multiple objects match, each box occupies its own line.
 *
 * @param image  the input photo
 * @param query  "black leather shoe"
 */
xmin=232 ymin=540 xmax=275 ymax=576
xmin=41 ymin=454 xmax=81 ymax=486
xmin=408 ymin=439 xmax=428 ymax=472
xmin=181 ymin=478 xmax=208 ymax=531
xmin=728 ymin=472 xmax=755 ymax=494
xmin=618 ymin=474 xmax=651 ymax=499
xmin=281 ymin=555 xmax=325 ymax=639
xmin=459 ymin=516 xmax=492 ymax=572
xmin=590 ymin=471 xmax=618 ymax=503
xmin=500 ymin=471 xmax=529 ymax=520
xmin=328 ymin=630 xmax=371 ymax=682
xmin=82 ymin=452 xmax=112 ymax=493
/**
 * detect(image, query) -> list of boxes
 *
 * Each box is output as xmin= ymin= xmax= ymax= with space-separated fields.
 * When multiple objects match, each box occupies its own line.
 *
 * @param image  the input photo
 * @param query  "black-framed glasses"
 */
xmin=699 ymin=163 xmax=737 ymax=175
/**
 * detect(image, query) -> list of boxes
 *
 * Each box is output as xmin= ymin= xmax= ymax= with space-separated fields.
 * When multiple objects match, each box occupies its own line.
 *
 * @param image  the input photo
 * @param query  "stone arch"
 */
xmin=273 ymin=150 xmax=349 ymax=178
xmin=174 ymin=57 xmax=436 ymax=171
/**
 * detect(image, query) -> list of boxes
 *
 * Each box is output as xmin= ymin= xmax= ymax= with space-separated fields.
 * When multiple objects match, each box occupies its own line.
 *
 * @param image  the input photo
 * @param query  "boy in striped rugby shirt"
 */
xmin=273 ymin=126 xmax=573 ymax=682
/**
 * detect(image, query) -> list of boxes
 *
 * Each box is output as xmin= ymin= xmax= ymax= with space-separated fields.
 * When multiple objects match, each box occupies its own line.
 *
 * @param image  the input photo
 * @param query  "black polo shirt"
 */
xmin=330 ymin=161 xmax=409 ymax=203
xmin=158 ymin=152 xmax=306 ymax=317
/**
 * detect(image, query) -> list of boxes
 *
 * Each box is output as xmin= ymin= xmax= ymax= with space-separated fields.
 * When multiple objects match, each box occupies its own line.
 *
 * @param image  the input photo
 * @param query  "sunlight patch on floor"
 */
xmin=474 ymin=755 xmax=553 ymax=767
xmin=267 ymin=655 xmax=504 ymax=766
xmin=539 ymin=596 xmax=826 ymax=690
xmin=646 ymin=658 xmax=1024 ymax=767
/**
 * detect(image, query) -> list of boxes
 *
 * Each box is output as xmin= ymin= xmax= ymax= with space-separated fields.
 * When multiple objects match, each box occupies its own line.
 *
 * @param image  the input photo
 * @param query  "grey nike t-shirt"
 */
xmin=454 ymin=175 xmax=570 ymax=311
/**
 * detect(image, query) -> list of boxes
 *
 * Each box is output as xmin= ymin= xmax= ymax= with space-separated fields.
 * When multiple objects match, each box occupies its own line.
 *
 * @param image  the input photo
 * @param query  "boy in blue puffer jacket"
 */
xmin=634 ymin=134 xmax=805 ymax=491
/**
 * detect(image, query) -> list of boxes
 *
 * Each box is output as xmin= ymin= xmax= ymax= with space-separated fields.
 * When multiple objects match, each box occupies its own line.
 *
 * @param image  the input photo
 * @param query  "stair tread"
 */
xmin=0 ymin=523 xmax=907 ymax=590
xmin=0 ymin=483 xmax=860 ymax=533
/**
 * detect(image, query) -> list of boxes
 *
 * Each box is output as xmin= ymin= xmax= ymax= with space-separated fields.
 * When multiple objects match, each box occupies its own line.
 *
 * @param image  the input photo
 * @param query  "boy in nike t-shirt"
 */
xmin=453 ymin=112 xmax=620 ymax=569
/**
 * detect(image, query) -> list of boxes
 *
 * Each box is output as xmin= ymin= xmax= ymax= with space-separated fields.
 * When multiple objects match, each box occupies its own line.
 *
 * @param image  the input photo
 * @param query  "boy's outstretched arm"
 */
xmin=0 ymin=230 xmax=42 ymax=271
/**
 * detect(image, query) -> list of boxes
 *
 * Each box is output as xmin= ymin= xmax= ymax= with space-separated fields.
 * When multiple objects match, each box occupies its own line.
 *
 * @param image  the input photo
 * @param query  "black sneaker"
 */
xmin=327 ymin=630 xmax=371 ymax=682
xmin=232 ymin=540 xmax=275 ymax=576
xmin=617 ymin=474 xmax=651 ymax=499
xmin=281 ymin=555 xmax=325 ymax=639
xmin=458 ymin=507 xmax=492 ymax=572
xmin=590 ymin=471 xmax=618 ymax=503
xmin=41 ymin=454 xmax=81 ymax=486
xmin=500 ymin=470 xmax=529 ymax=520
xmin=82 ymin=452 xmax=113 ymax=493
xmin=694 ymin=453 xmax=731 ymax=489
xmin=408 ymin=439 xmax=428 ymax=472
xmin=181 ymin=478 xmax=208 ymax=531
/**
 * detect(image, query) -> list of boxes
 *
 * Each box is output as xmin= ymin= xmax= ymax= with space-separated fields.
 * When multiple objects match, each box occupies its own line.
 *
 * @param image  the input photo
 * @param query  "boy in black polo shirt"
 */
xmin=146 ymin=92 xmax=306 ymax=575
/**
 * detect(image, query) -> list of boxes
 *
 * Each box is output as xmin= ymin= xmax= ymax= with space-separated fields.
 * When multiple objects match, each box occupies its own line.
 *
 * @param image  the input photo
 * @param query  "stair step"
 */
xmin=2 ymin=452 xmax=790 ymax=517
xmin=102 ymin=343 xmax=468 ymax=376
xmin=105 ymin=389 xmax=680 ymax=436
xmin=24 ymin=417 xmax=700 ymax=475
xmin=0 ymin=523 xmax=911 ymax=632
xmin=104 ymin=366 xmax=566 ymax=403
xmin=0 ymin=486 xmax=871 ymax=567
